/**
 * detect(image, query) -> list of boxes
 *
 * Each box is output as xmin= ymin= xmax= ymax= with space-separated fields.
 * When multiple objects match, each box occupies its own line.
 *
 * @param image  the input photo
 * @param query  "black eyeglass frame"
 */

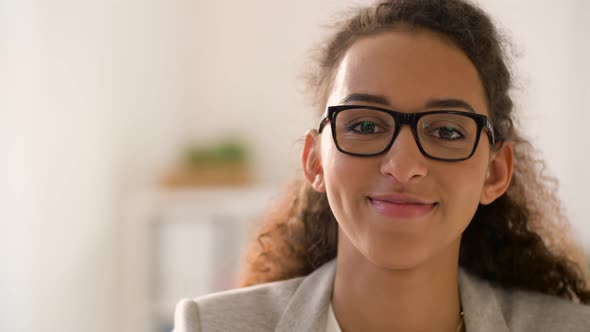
xmin=317 ymin=104 xmax=497 ymax=162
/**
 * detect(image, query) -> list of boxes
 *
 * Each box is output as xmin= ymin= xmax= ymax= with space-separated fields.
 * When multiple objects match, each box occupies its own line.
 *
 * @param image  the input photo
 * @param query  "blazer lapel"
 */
xmin=459 ymin=268 xmax=509 ymax=332
xmin=275 ymin=259 xmax=337 ymax=332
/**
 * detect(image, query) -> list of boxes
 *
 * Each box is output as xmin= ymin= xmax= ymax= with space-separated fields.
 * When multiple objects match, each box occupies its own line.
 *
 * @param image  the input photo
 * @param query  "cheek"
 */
xmin=321 ymin=137 xmax=349 ymax=213
xmin=320 ymin=133 xmax=368 ymax=188
xmin=436 ymin=160 xmax=487 ymax=223
xmin=322 ymin=150 xmax=362 ymax=203
xmin=320 ymin=136 xmax=376 ymax=221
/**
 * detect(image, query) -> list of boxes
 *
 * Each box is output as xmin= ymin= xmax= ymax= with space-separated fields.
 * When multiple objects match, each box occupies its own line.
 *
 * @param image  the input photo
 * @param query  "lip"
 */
xmin=368 ymin=194 xmax=437 ymax=219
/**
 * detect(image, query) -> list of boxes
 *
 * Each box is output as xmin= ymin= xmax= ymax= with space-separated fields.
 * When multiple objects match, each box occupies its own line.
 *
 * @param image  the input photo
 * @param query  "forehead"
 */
xmin=328 ymin=30 xmax=489 ymax=116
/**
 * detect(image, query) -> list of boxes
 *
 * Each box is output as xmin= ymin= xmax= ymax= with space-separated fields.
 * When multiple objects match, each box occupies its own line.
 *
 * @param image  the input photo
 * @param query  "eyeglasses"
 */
xmin=317 ymin=105 xmax=496 ymax=162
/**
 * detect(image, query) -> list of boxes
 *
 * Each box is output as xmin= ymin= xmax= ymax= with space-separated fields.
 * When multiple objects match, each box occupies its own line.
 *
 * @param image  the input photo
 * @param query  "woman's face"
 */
xmin=313 ymin=30 xmax=499 ymax=270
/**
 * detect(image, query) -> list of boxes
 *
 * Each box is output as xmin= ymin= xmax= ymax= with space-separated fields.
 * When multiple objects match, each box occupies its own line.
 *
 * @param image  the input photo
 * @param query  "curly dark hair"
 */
xmin=239 ymin=0 xmax=590 ymax=303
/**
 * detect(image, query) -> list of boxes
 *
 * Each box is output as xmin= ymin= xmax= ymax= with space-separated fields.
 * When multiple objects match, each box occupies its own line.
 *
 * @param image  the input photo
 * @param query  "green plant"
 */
xmin=184 ymin=139 xmax=249 ymax=166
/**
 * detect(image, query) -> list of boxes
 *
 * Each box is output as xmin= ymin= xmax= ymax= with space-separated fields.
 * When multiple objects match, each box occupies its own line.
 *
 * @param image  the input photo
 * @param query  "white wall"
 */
xmin=0 ymin=0 xmax=33 ymax=330
xmin=1 ymin=1 xmax=588 ymax=332
xmin=479 ymin=0 xmax=590 ymax=249
xmin=30 ymin=1 xmax=117 ymax=331
xmin=568 ymin=0 xmax=590 ymax=249
xmin=109 ymin=0 xmax=361 ymax=189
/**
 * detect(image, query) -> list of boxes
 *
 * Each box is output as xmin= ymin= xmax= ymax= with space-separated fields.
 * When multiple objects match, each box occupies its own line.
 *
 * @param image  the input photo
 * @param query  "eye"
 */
xmin=348 ymin=121 xmax=384 ymax=134
xmin=424 ymin=125 xmax=465 ymax=140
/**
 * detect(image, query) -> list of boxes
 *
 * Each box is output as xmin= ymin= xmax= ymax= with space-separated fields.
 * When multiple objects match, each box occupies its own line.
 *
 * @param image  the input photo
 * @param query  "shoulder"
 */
xmin=495 ymin=286 xmax=590 ymax=331
xmin=459 ymin=268 xmax=590 ymax=332
xmin=173 ymin=276 xmax=306 ymax=332
xmin=174 ymin=259 xmax=339 ymax=332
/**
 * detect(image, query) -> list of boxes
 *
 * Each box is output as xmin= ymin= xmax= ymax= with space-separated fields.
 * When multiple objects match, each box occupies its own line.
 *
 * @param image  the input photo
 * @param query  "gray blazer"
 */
xmin=174 ymin=259 xmax=590 ymax=331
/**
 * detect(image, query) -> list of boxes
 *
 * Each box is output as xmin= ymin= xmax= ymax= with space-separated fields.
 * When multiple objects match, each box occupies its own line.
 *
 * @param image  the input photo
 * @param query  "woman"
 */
xmin=174 ymin=0 xmax=590 ymax=331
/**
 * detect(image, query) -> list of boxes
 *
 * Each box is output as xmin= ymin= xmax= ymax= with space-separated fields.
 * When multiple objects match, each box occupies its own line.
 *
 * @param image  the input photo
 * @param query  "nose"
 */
xmin=379 ymin=126 xmax=428 ymax=183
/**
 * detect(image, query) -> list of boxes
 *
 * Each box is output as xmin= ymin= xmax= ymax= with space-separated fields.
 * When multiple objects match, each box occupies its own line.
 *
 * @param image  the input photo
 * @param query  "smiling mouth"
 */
xmin=368 ymin=197 xmax=438 ymax=219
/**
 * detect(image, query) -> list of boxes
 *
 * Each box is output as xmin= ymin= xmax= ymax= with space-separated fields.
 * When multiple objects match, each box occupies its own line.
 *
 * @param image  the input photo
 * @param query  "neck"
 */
xmin=332 ymin=232 xmax=463 ymax=332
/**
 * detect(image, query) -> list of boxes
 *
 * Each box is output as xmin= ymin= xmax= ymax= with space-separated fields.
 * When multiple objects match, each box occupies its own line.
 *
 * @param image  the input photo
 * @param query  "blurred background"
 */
xmin=1 ymin=0 xmax=589 ymax=331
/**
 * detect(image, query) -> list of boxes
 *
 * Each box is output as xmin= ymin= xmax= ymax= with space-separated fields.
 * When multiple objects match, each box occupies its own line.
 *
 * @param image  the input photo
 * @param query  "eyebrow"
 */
xmin=425 ymin=98 xmax=476 ymax=113
xmin=339 ymin=93 xmax=476 ymax=113
xmin=339 ymin=93 xmax=391 ymax=106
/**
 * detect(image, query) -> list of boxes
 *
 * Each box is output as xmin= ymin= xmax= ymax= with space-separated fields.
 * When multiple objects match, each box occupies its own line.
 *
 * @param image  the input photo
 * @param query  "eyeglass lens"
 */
xmin=333 ymin=108 xmax=478 ymax=159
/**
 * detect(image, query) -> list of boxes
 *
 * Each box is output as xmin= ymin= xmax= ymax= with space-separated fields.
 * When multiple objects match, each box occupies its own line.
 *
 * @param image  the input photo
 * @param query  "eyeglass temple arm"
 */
xmin=318 ymin=117 xmax=330 ymax=133
xmin=484 ymin=120 xmax=499 ymax=147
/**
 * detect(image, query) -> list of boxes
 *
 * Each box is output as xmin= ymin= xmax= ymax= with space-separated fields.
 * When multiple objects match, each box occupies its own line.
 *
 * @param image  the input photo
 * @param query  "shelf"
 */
xmin=120 ymin=184 xmax=280 ymax=332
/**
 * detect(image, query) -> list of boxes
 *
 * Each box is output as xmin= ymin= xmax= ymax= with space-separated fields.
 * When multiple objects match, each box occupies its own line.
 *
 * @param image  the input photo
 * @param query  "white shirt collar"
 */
xmin=325 ymin=301 xmax=343 ymax=332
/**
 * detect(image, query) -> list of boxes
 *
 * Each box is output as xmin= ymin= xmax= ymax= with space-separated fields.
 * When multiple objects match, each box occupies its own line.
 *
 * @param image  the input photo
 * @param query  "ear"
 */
xmin=480 ymin=141 xmax=513 ymax=205
xmin=301 ymin=129 xmax=326 ymax=192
